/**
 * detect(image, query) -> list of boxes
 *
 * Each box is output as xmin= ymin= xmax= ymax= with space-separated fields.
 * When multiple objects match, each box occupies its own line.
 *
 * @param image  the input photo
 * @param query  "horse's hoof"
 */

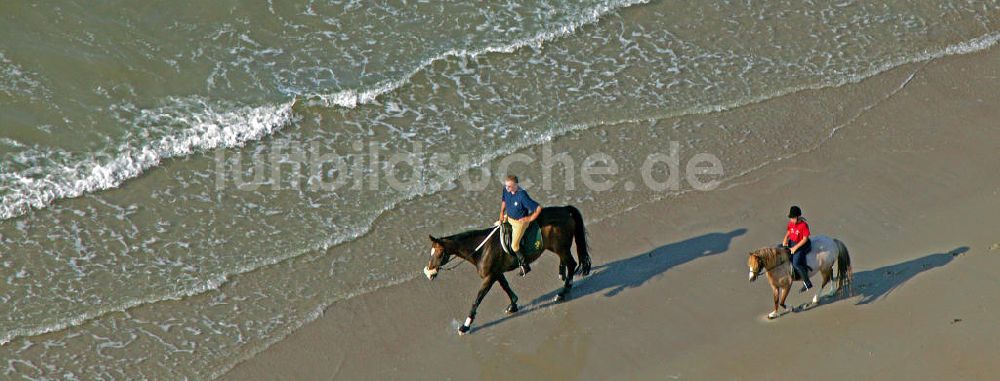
xmin=553 ymin=294 xmax=565 ymax=303
xmin=559 ymin=274 xmax=567 ymax=282
xmin=505 ymin=304 xmax=519 ymax=314
xmin=812 ymin=295 xmax=820 ymax=304
xmin=767 ymin=311 xmax=779 ymax=319
xmin=458 ymin=325 xmax=470 ymax=335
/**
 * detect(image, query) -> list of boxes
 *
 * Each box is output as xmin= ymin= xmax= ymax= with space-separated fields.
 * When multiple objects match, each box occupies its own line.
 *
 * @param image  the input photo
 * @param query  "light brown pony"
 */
xmin=747 ymin=235 xmax=852 ymax=319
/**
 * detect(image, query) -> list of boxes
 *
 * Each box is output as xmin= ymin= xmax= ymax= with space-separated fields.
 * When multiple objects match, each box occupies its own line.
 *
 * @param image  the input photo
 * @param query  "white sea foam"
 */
xmin=0 ymin=98 xmax=297 ymax=222
xmin=306 ymin=0 xmax=651 ymax=108
xmin=0 ymin=0 xmax=647 ymax=224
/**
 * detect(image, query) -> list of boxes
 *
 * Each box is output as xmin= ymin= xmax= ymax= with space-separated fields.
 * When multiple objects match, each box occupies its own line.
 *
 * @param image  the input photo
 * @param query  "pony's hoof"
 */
xmin=812 ymin=295 xmax=820 ymax=304
xmin=505 ymin=304 xmax=519 ymax=314
xmin=553 ymin=294 xmax=565 ymax=303
xmin=458 ymin=325 xmax=471 ymax=335
xmin=559 ymin=274 xmax=567 ymax=282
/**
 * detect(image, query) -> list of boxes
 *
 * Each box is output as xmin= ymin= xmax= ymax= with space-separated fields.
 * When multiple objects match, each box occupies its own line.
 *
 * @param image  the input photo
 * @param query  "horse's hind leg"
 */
xmin=459 ymin=276 xmax=495 ymax=335
xmin=815 ymin=268 xmax=833 ymax=304
xmin=559 ymin=264 xmax=567 ymax=282
xmin=497 ymin=274 xmax=519 ymax=314
xmin=554 ymin=246 xmax=577 ymax=303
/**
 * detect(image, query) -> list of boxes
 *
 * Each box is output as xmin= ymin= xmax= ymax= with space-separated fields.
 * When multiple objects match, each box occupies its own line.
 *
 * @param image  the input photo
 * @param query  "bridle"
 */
xmin=750 ymin=254 xmax=764 ymax=277
xmin=430 ymin=247 xmax=460 ymax=271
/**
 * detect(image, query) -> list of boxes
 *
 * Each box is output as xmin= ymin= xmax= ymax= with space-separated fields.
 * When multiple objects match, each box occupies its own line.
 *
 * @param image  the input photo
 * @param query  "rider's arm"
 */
xmin=790 ymin=233 xmax=809 ymax=253
xmin=525 ymin=204 xmax=542 ymax=223
xmin=499 ymin=201 xmax=507 ymax=223
xmin=782 ymin=230 xmax=790 ymax=247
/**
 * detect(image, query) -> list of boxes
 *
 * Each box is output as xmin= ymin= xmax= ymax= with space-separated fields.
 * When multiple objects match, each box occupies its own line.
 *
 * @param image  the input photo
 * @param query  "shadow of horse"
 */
xmin=559 ymin=228 xmax=748 ymax=301
xmin=474 ymin=228 xmax=747 ymax=332
xmin=850 ymin=246 xmax=968 ymax=305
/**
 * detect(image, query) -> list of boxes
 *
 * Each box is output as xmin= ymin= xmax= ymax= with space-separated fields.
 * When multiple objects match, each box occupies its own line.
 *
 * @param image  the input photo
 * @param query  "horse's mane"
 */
xmin=443 ymin=227 xmax=494 ymax=244
xmin=750 ymin=246 xmax=790 ymax=268
xmin=440 ymin=227 xmax=502 ymax=261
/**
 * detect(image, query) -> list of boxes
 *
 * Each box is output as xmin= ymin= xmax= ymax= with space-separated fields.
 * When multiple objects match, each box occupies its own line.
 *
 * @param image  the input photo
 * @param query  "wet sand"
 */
xmin=224 ymin=47 xmax=1000 ymax=380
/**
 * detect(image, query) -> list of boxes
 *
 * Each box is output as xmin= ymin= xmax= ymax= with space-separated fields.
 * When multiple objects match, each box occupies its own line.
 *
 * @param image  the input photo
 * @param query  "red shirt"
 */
xmin=787 ymin=219 xmax=810 ymax=243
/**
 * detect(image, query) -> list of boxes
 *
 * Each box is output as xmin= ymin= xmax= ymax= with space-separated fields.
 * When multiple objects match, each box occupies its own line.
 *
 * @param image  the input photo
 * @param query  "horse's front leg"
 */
xmin=768 ymin=285 xmax=780 ymax=319
xmin=496 ymin=274 xmax=519 ymax=314
xmin=458 ymin=276 xmax=495 ymax=335
xmin=779 ymin=285 xmax=791 ymax=311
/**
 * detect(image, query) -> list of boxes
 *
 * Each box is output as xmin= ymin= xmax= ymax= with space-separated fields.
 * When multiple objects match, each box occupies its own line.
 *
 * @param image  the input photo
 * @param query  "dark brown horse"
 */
xmin=425 ymin=205 xmax=591 ymax=334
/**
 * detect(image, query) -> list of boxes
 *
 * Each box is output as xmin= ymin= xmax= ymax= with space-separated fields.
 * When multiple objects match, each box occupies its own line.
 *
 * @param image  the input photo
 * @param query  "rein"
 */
xmin=474 ymin=224 xmax=501 ymax=253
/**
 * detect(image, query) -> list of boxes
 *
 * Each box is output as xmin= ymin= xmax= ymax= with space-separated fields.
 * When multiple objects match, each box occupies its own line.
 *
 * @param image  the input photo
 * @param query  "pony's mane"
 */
xmin=750 ymin=246 xmax=789 ymax=268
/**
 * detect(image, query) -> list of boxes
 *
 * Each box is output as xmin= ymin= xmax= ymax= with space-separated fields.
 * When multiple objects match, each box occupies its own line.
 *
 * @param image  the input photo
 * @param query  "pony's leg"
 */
xmin=496 ymin=274 xmax=519 ymax=314
xmin=554 ymin=247 xmax=577 ymax=303
xmin=558 ymin=264 xmax=567 ymax=282
xmin=769 ymin=285 xmax=780 ymax=319
xmin=779 ymin=285 xmax=790 ymax=311
xmin=815 ymin=268 xmax=833 ymax=304
xmin=458 ymin=276 xmax=495 ymax=335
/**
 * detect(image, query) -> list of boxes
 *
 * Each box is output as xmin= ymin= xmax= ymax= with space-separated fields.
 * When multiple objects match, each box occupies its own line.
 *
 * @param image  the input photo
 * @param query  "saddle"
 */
xmin=500 ymin=221 xmax=544 ymax=257
xmin=782 ymin=246 xmax=813 ymax=280
xmin=790 ymin=267 xmax=812 ymax=281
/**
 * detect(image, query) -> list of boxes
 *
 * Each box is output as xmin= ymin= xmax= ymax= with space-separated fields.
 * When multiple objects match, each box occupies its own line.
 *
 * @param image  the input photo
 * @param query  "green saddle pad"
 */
xmin=502 ymin=221 xmax=544 ymax=256
xmin=521 ymin=222 xmax=544 ymax=256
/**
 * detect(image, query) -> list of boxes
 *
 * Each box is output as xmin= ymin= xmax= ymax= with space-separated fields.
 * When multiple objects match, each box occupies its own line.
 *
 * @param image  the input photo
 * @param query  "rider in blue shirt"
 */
xmin=499 ymin=175 xmax=541 ymax=276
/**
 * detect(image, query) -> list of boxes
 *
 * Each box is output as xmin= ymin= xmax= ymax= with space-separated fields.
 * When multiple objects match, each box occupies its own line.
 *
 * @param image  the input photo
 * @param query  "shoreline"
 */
xmin=223 ymin=46 xmax=1000 ymax=379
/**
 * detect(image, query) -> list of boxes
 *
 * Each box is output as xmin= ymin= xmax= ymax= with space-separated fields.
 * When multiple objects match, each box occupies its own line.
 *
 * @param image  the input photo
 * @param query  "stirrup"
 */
xmin=519 ymin=263 xmax=531 ymax=276
xmin=517 ymin=254 xmax=531 ymax=276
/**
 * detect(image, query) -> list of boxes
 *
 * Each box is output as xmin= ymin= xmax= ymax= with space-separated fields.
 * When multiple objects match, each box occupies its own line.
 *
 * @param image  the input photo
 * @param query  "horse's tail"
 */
xmin=834 ymin=239 xmax=853 ymax=297
xmin=567 ymin=205 xmax=591 ymax=276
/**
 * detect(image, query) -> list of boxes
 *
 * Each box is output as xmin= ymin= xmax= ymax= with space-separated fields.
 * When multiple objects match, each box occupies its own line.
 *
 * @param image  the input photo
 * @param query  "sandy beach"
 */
xmin=222 ymin=43 xmax=1000 ymax=380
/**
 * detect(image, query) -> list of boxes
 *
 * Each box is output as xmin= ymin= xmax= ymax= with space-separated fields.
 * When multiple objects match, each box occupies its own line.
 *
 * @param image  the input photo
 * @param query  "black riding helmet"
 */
xmin=788 ymin=205 xmax=802 ymax=218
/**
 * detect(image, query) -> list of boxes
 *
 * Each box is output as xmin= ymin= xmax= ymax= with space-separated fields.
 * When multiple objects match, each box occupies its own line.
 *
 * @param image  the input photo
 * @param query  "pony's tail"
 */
xmin=568 ymin=205 xmax=591 ymax=276
xmin=835 ymin=239 xmax=853 ymax=297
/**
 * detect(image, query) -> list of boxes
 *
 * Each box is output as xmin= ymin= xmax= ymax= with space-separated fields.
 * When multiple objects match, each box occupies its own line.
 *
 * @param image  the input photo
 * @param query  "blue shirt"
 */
xmin=502 ymin=188 xmax=539 ymax=219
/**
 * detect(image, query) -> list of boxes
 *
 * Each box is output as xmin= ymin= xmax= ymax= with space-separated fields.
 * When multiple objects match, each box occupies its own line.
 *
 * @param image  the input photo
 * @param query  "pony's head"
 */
xmin=747 ymin=253 xmax=763 ymax=283
xmin=747 ymin=247 xmax=788 ymax=282
xmin=424 ymin=235 xmax=451 ymax=281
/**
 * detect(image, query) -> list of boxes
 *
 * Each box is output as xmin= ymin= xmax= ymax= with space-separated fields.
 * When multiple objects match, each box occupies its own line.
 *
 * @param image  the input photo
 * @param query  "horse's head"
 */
xmin=424 ymin=235 xmax=451 ymax=281
xmin=747 ymin=253 xmax=762 ymax=283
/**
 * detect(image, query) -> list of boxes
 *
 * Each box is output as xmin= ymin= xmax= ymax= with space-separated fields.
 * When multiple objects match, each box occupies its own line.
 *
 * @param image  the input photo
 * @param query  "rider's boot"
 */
xmin=515 ymin=249 xmax=531 ymax=276
xmin=795 ymin=265 xmax=813 ymax=292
